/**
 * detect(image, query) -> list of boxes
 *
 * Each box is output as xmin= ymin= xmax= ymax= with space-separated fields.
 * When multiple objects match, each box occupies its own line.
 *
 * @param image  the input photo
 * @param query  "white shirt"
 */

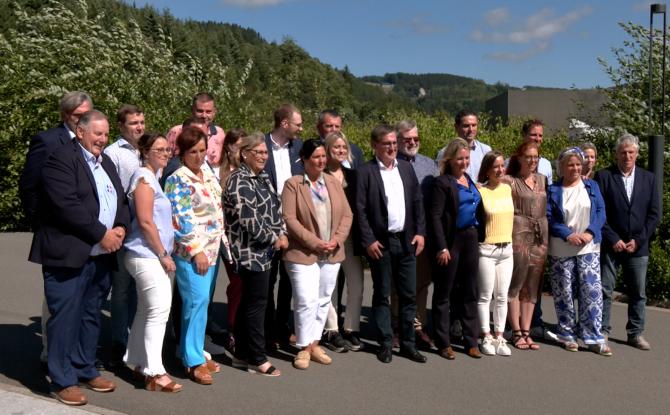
xmin=620 ymin=166 xmax=635 ymax=202
xmin=270 ymin=134 xmax=292 ymax=196
xmin=538 ymin=157 xmax=553 ymax=185
xmin=549 ymin=181 xmax=599 ymax=257
xmin=377 ymin=158 xmax=406 ymax=233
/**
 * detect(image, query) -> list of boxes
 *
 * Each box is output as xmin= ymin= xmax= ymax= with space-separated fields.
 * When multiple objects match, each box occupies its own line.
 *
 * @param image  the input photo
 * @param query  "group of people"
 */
xmin=19 ymin=91 xmax=660 ymax=407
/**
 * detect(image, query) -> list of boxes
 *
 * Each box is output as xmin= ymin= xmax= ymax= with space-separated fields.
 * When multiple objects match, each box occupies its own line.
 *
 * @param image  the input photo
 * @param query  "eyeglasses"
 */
xmin=150 ymin=148 xmax=171 ymax=154
xmin=524 ymin=156 xmax=539 ymax=161
xmin=249 ymin=149 xmax=269 ymax=157
xmin=403 ymin=136 xmax=420 ymax=143
xmin=377 ymin=141 xmax=397 ymax=148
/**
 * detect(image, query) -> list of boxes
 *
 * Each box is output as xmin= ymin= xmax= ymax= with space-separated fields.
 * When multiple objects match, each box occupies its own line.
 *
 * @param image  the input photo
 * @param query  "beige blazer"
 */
xmin=282 ymin=174 xmax=353 ymax=265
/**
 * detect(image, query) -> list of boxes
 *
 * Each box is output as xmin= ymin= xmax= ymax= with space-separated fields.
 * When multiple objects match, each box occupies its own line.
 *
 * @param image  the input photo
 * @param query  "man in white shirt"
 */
xmin=435 ymin=110 xmax=491 ymax=181
xmin=521 ymin=119 xmax=553 ymax=185
xmin=264 ymin=104 xmax=304 ymax=347
xmin=103 ymin=105 xmax=144 ymax=366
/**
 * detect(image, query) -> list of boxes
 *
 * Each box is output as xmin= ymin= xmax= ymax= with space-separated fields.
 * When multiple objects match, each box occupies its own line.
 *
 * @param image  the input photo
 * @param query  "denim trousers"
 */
xmin=601 ymin=250 xmax=649 ymax=337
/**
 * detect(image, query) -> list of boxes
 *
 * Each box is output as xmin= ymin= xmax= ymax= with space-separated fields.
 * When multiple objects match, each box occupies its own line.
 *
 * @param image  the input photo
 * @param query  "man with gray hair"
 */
xmin=29 ymin=110 xmax=129 ymax=405
xmin=393 ymin=119 xmax=438 ymax=350
xmin=19 ymin=91 xmax=93 ymax=370
xmin=594 ymin=133 xmax=660 ymax=350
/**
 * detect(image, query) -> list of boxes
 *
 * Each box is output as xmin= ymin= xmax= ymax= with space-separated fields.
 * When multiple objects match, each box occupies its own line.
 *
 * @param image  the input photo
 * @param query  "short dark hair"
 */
xmin=192 ymin=92 xmax=215 ymax=108
xmin=182 ymin=117 xmax=206 ymax=129
xmin=177 ymin=126 xmax=207 ymax=160
xmin=117 ymin=104 xmax=143 ymax=124
xmin=273 ymin=103 xmax=299 ymax=128
xmin=317 ymin=109 xmax=340 ymax=126
xmin=455 ymin=110 xmax=478 ymax=126
xmin=137 ymin=133 xmax=166 ymax=161
xmin=521 ymin=118 xmax=544 ymax=136
xmin=300 ymin=139 xmax=325 ymax=160
xmin=370 ymin=124 xmax=394 ymax=143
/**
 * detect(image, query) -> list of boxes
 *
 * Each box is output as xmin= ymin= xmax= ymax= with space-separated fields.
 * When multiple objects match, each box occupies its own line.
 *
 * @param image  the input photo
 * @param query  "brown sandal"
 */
xmin=145 ymin=375 xmax=182 ymax=393
xmin=186 ymin=364 xmax=213 ymax=385
xmin=205 ymin=358 xmax=220 ymax=374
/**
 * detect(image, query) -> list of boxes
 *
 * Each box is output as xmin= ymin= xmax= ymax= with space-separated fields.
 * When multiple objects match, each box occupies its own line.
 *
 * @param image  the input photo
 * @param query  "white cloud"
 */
xmin=473 ymin=6 xmax=592 ymax=62
xmin=387 ymin=15 xmax=448 ymax=35
xmin=485 ymin=7 xmax=510 ymax=26
xmin=222 ymin=0 xmax=293 ymax=7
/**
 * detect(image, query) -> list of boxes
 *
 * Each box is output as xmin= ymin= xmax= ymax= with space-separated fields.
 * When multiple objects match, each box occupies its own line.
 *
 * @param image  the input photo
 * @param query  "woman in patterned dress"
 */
xmin=223 ymin=132 xmax=287 ymax=377
xmin=165 ymin=127 xmax=226 ymax=385
xmin=503 ymin=141 xmax=548 ymax=350
xmin=547 ymin=147 xmax=610 ymax=355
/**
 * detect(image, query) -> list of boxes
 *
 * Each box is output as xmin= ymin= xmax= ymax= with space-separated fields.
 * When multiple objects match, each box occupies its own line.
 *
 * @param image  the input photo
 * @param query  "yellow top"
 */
xmin=479 ymin=183 xmax=514 ymax=244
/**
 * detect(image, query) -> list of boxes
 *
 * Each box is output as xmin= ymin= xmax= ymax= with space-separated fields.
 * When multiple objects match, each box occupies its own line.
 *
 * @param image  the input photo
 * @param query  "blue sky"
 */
xmin=132 ymin=0 xmax=657 ymax=89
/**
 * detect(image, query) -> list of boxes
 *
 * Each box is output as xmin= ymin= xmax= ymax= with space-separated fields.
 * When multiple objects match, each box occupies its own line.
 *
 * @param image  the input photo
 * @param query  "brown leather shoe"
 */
xmin=439 ymin=346 xmax=456 ymax=360
xmin=51 ymin=386 xmax=88 ymax=406
xmin=186 ymin=364 xmax=213 ymax=385
xmin=310 ymin=345 xmax=333 ymax=365
xmin=467 ymin=347 xmax=482 ymax=359
xmin=82 ymin=376 xmax=116 ymax=392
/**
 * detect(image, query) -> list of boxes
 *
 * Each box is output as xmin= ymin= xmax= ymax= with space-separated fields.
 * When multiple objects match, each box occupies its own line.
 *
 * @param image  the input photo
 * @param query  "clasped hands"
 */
xmin=99 ymin=226 xmax=125 ymax=253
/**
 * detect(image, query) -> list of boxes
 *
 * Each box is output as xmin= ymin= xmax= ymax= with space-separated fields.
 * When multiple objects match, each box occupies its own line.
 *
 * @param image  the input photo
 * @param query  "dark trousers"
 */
xmin=432 ymin=227 xmax=479 ymax=349
xmin=265 ymin=255 xmax=292 ymax=342
xmin=235 ymin=267 xmax=270 ymax=366
xmin=224 ymin=261 xmax=242 ymax=331
xmin=43 ymin=257 xmax=112 ymax=390
xmin=368 ymin=235 xmax=417 ymax=350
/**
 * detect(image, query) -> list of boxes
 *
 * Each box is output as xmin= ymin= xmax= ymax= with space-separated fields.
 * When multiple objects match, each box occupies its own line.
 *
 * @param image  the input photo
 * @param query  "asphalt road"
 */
xmin=1 ymin=233 xmax=669 ymax=415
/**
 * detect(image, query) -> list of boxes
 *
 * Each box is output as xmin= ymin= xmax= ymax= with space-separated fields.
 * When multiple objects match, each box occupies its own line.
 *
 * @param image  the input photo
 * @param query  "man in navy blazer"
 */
xmin=594 ymin=133 xmax=660 ymax=350
xmin=29 ymin=110 xmax=130 ymax=406
xmin=18 ymin=91 xmax=93 ymax=369
xmin=356 ymin=124 xmax=427 ymax=364
xmin=19 ymin=91 xmax=93 ymax=228
xmin=316 ymin=109 xmax=365 ymax=169
xmin=263 ymin=103 xmax=304 ymax=347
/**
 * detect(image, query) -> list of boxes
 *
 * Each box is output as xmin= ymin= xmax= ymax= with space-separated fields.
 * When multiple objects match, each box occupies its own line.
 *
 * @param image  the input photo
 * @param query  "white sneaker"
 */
xmin=496 ymin=336 xmax=511 ymax=356
xmin=480 ymin=334 xmax=496 ymax=356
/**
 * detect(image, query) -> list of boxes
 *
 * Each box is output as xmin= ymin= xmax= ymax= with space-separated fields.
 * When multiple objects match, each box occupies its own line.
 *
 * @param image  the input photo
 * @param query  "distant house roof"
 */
xmin=485 ymin=89 xmax=609 ymax=131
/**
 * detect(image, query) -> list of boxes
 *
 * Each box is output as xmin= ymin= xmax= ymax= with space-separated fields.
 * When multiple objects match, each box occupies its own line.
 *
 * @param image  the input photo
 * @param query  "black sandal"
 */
xmin=512 ymin=330 xmax=529 ymax=350
xmin=248 ymin=363 xmax=281 ymax=377
xmin=522 ymin=330 xmax=540 ymax=350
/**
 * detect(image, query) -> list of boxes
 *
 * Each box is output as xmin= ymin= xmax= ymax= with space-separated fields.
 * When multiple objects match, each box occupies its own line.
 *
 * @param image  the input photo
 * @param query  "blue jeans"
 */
xmin=111 ymin=249 xmax=137 ymax=347
xmin=601 ymin=250 xmax=649 ymax=337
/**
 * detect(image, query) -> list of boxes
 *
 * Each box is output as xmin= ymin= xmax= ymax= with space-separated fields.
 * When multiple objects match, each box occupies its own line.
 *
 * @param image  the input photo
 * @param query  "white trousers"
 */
xmin=286 ymin=261 xmax=341 ymax=348
xmin=477 ymin=243 xmax=514 ymax=334
xmin=324 ymin=238 xmax=365 ymax=332
xmin=123 ymin=255 xmax=173 ymax=376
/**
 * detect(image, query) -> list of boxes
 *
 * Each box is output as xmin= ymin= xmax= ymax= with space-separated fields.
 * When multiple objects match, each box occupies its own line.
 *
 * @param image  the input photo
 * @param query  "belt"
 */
xmin=387 ymin=231 xmax=404 ymax=239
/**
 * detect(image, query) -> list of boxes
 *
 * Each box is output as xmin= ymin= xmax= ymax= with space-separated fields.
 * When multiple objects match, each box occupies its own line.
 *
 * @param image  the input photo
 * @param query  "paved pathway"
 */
xmin=1 ymin=233 xmax=669 ymax=414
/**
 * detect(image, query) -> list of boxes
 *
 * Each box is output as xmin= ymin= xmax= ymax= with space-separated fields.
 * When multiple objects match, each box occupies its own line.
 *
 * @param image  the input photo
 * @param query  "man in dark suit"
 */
xmin=356 ymin=124 xmax=427 ymax=364
xmin=29 ymin=110 xmax=130 ymax=406
xmin=18 ymin=91 xmax=93 ymax=368
xmin=316 ymin=109 xmax=365 ymax=169
xmin=594 ymin=133 xmax=660 ymax=350
xmin=264 ymin=103 xmax=304 ymax=347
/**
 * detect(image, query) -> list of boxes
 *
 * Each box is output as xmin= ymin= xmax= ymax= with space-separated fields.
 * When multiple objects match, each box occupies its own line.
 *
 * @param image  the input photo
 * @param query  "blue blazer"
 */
xmin=28 ymin=139 xmax=130 ymax=268
xmin=19 ymin=124 xmax=72 ymax=227
xmin=264 ymin=133 xmax=304 ymax=192
xmin=355 ymin=158 xmax=426 ymax=256
xmin=546 ymin=178 xmax=606 ymax=244
xmin=594 ymin=165 xmax=660 ymax=256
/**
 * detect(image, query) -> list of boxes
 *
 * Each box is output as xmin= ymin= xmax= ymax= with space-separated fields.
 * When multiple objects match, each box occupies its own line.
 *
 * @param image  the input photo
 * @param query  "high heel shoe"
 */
xmin=145 ymin=374 xmax=182 ymax=393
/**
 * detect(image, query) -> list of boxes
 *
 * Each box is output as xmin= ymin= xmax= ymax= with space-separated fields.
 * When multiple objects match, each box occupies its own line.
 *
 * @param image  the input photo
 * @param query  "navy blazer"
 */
xmin=19 ymin=124 xmax=72 ymax=227
xmin=594 ymin=165 xmax=660 ymax=256
xmin=28 ymin=139 xmax=130 ymax=268
xmin=546 ymin=178 xmax=606 ymax=244
xmin=428 ymin=174 xmax=465 ymax=252
xmin=355 ymin=158 xmax=426 ymax=255
xmin=264 ymin=133 xmax=304 ymax=192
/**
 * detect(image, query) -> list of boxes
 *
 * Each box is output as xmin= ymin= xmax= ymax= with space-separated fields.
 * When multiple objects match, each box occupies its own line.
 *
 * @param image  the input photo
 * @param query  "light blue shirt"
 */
xmin=104 ymin=137 xmax=142 ymax=192
xmin=538 ymin=157 xmax=554 ymax=185
xmin=80 ymin=144 xmax=117 ymax=256
xmin=124 ymin=167 xmax=175 ymax=258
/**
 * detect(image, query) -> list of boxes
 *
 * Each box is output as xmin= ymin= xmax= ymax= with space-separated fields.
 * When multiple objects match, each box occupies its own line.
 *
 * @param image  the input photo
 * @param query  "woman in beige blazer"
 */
xmin=282 ymin=139 xmax=353 ymax=370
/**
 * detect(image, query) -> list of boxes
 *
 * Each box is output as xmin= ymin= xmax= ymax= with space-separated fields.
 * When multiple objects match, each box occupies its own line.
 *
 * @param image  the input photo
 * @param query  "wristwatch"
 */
xmin=158 ymin=250 xmax=168 ymax=259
